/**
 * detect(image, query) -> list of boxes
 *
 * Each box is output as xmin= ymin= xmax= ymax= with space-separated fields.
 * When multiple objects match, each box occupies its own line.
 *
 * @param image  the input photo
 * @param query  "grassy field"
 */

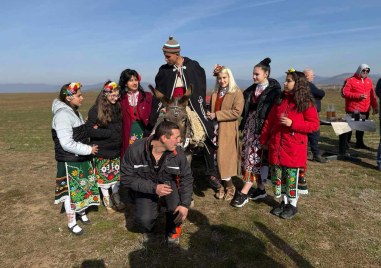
xmin=0 ymin=90 xmax=380 ymax=267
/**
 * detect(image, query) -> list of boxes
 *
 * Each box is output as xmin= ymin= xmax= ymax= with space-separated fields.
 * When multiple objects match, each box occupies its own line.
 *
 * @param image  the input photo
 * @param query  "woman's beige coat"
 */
xmin=211 ymin=89 xmax=244 ymax=178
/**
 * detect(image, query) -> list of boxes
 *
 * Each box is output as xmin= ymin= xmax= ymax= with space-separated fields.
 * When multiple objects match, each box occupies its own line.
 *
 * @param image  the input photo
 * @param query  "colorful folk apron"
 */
xmin=54 ymin=161 xmax=100 ymax=212
xmin=129 ymin=120 xmax=144 ymax=145
xmin=93 ymin=157 xmax=120 ymax=189
xmin=270 ymin=166 xmax=299 ymax=199
xmin=241 ymin=110 xmax=265 ymax=183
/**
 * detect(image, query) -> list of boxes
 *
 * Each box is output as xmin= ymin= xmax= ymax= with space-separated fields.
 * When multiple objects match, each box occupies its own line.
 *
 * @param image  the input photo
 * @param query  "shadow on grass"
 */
xmin=254 ymin=222 xmax=313 ymax=268
xmin=128 ymin=210 xmax=284 ymax=268
xmin=318 ymin=135 xmax=379 ymax=170
xmin=79 ymin=259 xmax=106 ymax=268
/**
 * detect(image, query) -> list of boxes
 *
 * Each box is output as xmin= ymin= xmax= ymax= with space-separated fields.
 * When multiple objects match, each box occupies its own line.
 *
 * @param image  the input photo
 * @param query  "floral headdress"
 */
xmin=66 ymin=82 xmax=82 ymax=96
xmin=286 ymin=68 xmax=296 ymax=74
xmin=103 ymin=81 xmax=119 ymax=93
xmin=213 ymin=64 xmax=223 ymax=77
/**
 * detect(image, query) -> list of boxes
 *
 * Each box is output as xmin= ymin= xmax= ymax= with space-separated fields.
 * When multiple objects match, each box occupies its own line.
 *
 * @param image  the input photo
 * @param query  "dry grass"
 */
xmin=0 ymin=90 xmax=380 ymax=267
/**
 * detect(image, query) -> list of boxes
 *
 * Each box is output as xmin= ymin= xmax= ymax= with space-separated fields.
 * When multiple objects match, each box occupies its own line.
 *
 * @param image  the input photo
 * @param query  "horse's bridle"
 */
xmin=164 ymin=103 xmax=190 ymax=149
xmin=167 ymin=106 xmax=185 ymax=118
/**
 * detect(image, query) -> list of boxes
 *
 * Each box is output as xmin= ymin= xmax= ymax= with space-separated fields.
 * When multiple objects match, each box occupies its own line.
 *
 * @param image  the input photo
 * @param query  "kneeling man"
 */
xmin=120 ymin=121 xmax=193 ymax=245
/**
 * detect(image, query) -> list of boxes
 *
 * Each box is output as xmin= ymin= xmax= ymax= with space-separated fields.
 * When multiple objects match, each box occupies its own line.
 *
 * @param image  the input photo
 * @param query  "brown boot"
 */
xmin=224 ymin=185 xmax=236 ymax=201
xmin=215 ymin=186 xmax=225 ymax=200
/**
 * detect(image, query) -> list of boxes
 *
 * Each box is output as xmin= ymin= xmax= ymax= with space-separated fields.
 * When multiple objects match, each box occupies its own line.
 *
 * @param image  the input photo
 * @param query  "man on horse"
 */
xmin=148 ymin=36 xmax=219 ymax=188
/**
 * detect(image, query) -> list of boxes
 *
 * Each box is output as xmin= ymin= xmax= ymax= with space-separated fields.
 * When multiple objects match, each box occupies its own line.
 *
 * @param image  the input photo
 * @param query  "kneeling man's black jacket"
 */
xmin=120 ymin=136 xmax=194 ymax=208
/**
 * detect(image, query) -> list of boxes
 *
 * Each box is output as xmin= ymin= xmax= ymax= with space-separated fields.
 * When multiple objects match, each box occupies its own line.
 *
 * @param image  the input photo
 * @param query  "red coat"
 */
xmin=260 ymin=94 xmax=320 ymax=168
xmin=120 ymin=91 xmax=152 ymax=158
xmin=342 ymin=74 xmax=377 ymax=113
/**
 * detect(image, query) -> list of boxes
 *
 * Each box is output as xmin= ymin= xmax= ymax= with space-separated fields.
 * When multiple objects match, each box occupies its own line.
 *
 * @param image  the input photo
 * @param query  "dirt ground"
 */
xmin=0 ymin=92 xmax=380 ymax=267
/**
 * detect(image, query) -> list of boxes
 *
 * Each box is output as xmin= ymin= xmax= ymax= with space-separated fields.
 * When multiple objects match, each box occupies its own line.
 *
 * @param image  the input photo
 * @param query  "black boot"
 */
xmin=280 ymin=204 xmax=298 ymax=219
xmin=270 ymin=201 xmax=285 ymax=216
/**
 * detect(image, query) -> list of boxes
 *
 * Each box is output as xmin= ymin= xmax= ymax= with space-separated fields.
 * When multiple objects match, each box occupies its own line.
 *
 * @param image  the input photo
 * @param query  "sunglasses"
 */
xmin=362 ymin=69 xmax=370 ymax=74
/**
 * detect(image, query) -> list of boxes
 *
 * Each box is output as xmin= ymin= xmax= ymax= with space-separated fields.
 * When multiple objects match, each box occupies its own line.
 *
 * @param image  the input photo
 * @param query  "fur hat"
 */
xmin=162 ymin=36 xmax=181 ymax=53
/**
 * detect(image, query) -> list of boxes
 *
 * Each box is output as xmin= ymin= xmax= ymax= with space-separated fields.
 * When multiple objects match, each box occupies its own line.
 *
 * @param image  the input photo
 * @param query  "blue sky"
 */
xmin=1 ymin=0 xmax=381 ymax=86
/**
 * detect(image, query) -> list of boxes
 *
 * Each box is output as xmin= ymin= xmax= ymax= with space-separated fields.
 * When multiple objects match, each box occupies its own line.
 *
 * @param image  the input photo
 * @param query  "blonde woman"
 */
xmin=207 ymin=65 xmax=244 ymax=201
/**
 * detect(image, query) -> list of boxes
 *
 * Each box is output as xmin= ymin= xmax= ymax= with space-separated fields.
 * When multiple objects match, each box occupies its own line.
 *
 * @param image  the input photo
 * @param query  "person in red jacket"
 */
xmin=260 ymin=69 xmax=319 ymax=219
xmin=342 ymin=64 xmax=378 ymax=149
xmin=119 ymin=69 xmax=152 ymax=158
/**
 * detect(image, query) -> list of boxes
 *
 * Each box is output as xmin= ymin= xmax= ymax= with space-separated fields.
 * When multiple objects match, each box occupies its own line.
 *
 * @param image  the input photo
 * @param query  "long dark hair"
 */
xmin=282 ymin=70 xmax=315 ymax=112
xmin=118 ymin=68 xmax=146 ymax=101
xmin=95 ymin=81 xmax=121 ymax=127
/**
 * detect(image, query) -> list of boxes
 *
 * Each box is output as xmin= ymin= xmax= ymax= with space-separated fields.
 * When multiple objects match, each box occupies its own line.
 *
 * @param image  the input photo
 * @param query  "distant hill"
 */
xmin=1 ymin=74 xmax=381 ymax=93
xmin=0 ymin=82 xmax=153 ymax=93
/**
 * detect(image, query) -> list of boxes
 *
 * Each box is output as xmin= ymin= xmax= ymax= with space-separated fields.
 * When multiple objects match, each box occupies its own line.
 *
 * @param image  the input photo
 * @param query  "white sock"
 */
xmin=64 ymin=198 xmax=77 ymax=228
xmin=67 ymin=214 xmax=76 ymax=228
xmin=289 ymin=196 xmax=299 ymax=207
xmin=78 ymin=211 xmax=89 ymax=222
xmin=282 ymin=194 xmax=288 ymax=204
xmin=71 ymin=225 xmax=82 ymax=233
xmin=101 ymin=187 xmax=110 ymax=197
xmin=221 ymin=176 xmax=231 ymax=181
xmin=64 ymin=197 xmax=72 ymax=213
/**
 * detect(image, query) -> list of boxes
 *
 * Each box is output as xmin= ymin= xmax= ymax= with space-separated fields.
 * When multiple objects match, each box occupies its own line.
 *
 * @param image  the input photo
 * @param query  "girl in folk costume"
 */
xmin=118 ymin=69 xmax=152 ymax=157
xmin=260 ymin=69 xmax=319 ymax=219
xmin=86 ymin=81 xmax=124 ymax=211
xmin=232 ymin=58 xmax=281 ymax=208
xmin=207 ymin=65 xmax=244 ymax=201
xmin=52 ymin=82 xmax=100 ymax=235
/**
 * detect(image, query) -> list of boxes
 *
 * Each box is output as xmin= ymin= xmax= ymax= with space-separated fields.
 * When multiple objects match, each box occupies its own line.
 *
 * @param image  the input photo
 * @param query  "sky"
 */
xmin=1 ymin=0 xmax=381 ymax=86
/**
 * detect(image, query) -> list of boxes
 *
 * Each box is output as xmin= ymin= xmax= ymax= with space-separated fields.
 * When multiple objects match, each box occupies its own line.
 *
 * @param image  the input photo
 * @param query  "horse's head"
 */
xmin=149 ymin=85 xmax=192 ymax=142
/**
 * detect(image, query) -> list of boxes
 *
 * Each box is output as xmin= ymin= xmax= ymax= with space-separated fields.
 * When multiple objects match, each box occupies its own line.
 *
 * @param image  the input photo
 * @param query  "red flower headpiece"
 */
xmin=66 ymin=82 xmax=82 ymax=96
xmin=213 ymin=64 xmax=223 ymax=77
xmin=103 ymin=81 xmax=118 ymax=93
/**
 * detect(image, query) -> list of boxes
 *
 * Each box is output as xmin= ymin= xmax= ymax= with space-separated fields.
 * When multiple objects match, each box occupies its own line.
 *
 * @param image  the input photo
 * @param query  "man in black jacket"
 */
xmin=120 ymin=121 xmax=193 ymax=245
xmin=148 ymin=36 xmax=219 ymax=189
xmin=304 ymin=68 xmax=327 ymax=163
